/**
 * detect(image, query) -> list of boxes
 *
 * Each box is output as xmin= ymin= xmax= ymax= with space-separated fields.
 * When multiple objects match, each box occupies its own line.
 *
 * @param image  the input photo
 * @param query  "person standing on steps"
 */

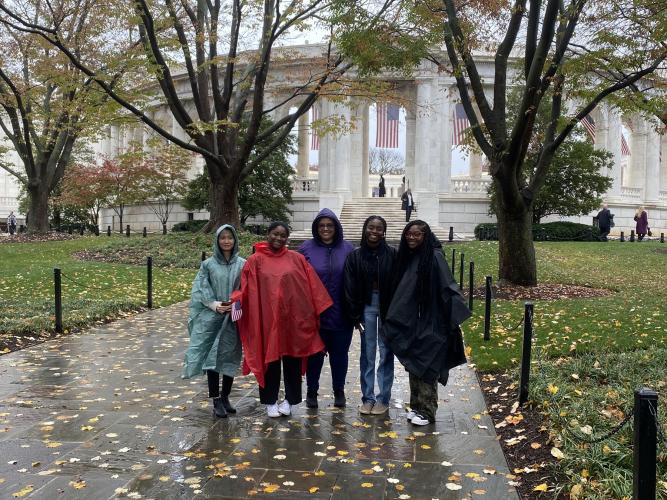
xmin=231 ymin=222 xmax=333 ymax=418
xmin=299 ymin=209 xmax=355 ymax=409
xmin=401 ymin=189 xmax=415 ymax=222
xmin=378 ymin=175 xmax=386 ymax=197
xmin=382 ymin=220 xmax=471 ymax=426
xmin=343 ymin=216 xmax=397 ymax=416
xmin=183 ymin=225 xmax=246 ymax=418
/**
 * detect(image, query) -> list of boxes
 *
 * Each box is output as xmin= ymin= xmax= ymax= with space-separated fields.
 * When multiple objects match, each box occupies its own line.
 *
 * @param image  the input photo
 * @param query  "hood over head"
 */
xmin=213 ymin=224 xmax=240 ymax=264
xmin=311 ymin=208 xmax=344 ymax=245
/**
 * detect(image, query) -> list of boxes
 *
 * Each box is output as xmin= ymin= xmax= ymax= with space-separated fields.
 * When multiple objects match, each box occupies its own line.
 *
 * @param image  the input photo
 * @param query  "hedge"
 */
xmin=172 ymin=219 xmax=208 ymax=232
xmin=474 ymin=221 xmax=601 ymax=241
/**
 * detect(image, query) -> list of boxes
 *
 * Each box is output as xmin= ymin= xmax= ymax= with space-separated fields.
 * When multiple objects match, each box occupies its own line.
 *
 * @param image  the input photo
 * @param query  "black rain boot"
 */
xmin=221 ymin=375 xmax=236 ymax=414
xmin=212 ymin=397 xmax=228 ymax=418
xmin=306 ymin=388 xmax=318 ymax=409
xmin=333 ymin=388 xmax=346 ymax=408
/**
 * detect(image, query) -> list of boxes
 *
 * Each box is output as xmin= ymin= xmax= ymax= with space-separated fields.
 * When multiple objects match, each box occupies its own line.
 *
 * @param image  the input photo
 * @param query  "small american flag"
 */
xmin=581 ymin=115 xmax=595 ymax=141
xmin=375 ymin=103 xmax=399 ymax=148
xmin=310 ymin=106 xmax=320 ymax=151
xmin=621 ymin=133 xmax=631 ymax=156
xmin=231 ymin=301 xmax=242 ymax=322
xmin=452 ymin=103 xmax=469 ymax=146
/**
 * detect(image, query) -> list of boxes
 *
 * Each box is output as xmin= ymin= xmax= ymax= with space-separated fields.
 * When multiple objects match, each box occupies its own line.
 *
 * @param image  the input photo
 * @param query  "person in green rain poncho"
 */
xmin=183 ymin=225 xmax=246 ymax=418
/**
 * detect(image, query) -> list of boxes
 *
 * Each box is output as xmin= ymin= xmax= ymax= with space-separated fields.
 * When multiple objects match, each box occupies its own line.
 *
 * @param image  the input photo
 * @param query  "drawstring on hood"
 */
xmin=213 ymin=224 xmax=240 ymax=265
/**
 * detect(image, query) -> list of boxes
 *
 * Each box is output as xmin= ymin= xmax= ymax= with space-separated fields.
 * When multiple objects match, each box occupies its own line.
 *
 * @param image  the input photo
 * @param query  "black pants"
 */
xmin=405 ymin=207 xmax=413 ymax=222
xmin=207 ymin=370 xmax=233 ymax=398
xmin=259 ymin=356 xmax=302 ymax=405
xmin=599 ymin=226 xmax=610 ymax=241
xmin=306 ymin=328 xmax=354 ymax=392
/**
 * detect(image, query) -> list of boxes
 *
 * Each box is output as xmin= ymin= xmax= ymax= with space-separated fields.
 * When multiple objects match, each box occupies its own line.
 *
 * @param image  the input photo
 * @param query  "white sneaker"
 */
xmin=278 ymin=400 xmax=291 ymax=416
xmin=406 ymin=410 xmax=416 ymax=421
xmin=410 ymin=413 xmax=430 ymax=426
xmin=266 ymin=403 xmax=280 ymax=418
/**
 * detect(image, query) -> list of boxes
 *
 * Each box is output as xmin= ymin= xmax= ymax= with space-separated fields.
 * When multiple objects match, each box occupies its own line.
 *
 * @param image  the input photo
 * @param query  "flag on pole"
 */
xmin=231 ymin=301 xmax=242 ymax=322
xmin=375 ymin=103 xmax=399 ymax=148
xmin=452 ymin=103 xmax=470 ymax=146
xmin=621 ymin=133 xmax=631 ymax=156
xmin=581 ymin=115 xmax=596 ymax=141
xmin=310 ymin=106 xmax=320 ymax=151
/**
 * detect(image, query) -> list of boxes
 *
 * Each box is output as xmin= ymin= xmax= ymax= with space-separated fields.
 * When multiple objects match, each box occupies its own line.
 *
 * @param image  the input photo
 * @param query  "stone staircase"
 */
xmin=290 ymin=198 xmax=456 ymax=244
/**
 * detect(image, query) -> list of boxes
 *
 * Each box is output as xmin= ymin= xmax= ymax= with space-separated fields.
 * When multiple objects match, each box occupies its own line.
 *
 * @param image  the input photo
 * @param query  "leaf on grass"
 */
xmin=533 ymin=483 xmax=548 ymax=492
xmin=551 ymin=447 xmax=565 ymax=459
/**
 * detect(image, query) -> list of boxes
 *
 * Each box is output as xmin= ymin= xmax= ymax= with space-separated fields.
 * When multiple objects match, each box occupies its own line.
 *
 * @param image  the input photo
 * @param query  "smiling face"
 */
xmin=218 ymin=229 xmax=235 ymax=254
xmin=267 ymin=225 xmax=289 ymax=251
xmin=364 ymin=218 xmax=385 ymax=248
xmin=317 ymin=217 xmax=336 ymax=245
xmin=405 ymin=225 xmax=426 ymax=250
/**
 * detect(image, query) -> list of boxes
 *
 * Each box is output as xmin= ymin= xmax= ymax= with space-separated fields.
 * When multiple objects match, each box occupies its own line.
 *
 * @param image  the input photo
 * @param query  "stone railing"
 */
xmin=451 ymin=177 xmax=492 ymax=194
xmin=660 ymin=191 xmax=667 ymax=202
xmin=291 ymin=177 xmax=319 ymax=193
xmin=620 ymin=186 xmax=643 ymax=199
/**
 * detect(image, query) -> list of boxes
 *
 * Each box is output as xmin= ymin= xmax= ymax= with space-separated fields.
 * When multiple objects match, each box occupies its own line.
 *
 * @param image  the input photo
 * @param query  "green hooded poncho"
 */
xmin=182 ymin=225 xmax=246 ymax=379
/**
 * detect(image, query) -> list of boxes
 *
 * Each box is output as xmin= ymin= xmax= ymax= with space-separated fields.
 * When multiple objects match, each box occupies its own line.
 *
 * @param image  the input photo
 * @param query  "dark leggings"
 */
xmin=306 ymin=327 xmax=354 ymax=392
xmin=207 ymin=370 xmax=233 ymax=398
xmin=258 ymin=356 xmax=303 ymax=405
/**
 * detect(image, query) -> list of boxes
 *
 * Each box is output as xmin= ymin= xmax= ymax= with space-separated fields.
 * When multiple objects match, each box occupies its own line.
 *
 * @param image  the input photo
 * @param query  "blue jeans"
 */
xmin=360 ymin=291 xmax=394 ymax=405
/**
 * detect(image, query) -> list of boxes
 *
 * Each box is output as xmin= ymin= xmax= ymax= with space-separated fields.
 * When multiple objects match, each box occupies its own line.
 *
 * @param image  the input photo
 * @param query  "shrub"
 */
xmin=172 ymin=220 xmax=207 ymax=232
xmin=474 ymin=221 xmax=601 ymax=241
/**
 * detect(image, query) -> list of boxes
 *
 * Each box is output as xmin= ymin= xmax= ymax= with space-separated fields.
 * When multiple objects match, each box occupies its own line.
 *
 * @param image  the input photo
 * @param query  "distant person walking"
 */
xmin=401 ymin=189 xmax=415 ymax=222
xmin=378 ymin=175 xmax=386 ymax=197
xmin=343 ymin=216 xmax=397 ymax=416
xmin=634 ymin=206 xmax=649 ymax=241
xmin=596 ymin=203 xmax=613 ymax=241
xmin=7 ymin=211 xmax=17 ymax=235
xmin=299 ymin=209 xmax=355 ymax=409
xmin=182 ymin=225 xmax=246 ymax=418
xmin=382 ymin=220 xmax=471 ymax=426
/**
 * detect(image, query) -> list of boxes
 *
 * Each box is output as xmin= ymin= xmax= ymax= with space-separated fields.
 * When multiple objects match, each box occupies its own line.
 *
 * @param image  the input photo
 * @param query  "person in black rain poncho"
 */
xmin=381 ymin=220 xmax=472 ymax=426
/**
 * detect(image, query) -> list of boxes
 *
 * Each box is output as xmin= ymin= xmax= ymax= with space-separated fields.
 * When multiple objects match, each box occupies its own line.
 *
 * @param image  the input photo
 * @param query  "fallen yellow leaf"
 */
xmin=533 ymin=483 xmax=548 ymax=492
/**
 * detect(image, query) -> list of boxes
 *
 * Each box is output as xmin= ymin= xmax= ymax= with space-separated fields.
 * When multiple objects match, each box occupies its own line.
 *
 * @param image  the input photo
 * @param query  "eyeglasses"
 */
xmin=318 ymin=223 xmax=335 ymax=229
xmin=405 ymin=231 xmax=425 ymax=239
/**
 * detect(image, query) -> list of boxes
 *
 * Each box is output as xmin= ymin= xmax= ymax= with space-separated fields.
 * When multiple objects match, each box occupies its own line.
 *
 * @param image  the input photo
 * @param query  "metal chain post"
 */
xmin=54 ymin=268 xmax=63 ymax=334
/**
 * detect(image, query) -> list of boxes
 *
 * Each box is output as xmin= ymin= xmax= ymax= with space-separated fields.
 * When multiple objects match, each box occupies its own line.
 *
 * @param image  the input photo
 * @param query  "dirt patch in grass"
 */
xmin=73 ymin=248 xmax=152 ymax=266
xmin=0 ymin=232 xmax=80 ymax=244
xmin=473 ymin=283 xmax=613 ymax=301
xmin=478 ymin=371 xmax=559 ymax=499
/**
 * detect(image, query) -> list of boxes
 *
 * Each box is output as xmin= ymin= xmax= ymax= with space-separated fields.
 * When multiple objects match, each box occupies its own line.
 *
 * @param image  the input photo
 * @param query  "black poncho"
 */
xmin=381 ymin=250 xmax=471 ymax=385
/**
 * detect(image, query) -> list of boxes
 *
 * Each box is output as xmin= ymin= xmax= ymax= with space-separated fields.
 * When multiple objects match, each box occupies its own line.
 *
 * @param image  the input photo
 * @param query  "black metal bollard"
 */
xmin=633 ymin=388 xmax=658 ymax=500
xmin=126 ymin=225 xmax=130 ymax=237
xmin=448 ymin=226 xmax=454 ymax=242
xmin=143 ymin=227 xmax=147 ymax=238
xmin=201 ymin=251 xmax=206 ymax=262
xmin=54 ymin=268 xmax=63 ymax=334
xmin=95 ymin=226 xmax=100 ymax=236
xmin=79 ymin=226 xmax=84 ymax=236
xmin=451 ymin=248 xmax=456 ymax=274
xmin=468 ymin=261 xmax=474 ymax=312
xmin=479 ymin=228 xmax=484 ymax=241
xmin=147 ymin=256 xmax=153 ymax=309
xmin=107 ymin=226 xmax=111 ymax=237
xmin=661 ymin=233 xmax=664 ymax=243
xmin=68 ymin=226 xmax=73 ymax=235
xmin=19 ymin=224 xmax=25 ymax=233
xmin=518 ymin=302 xmax=534 ymax=406
xmin=162 ymin=224 xmax=167 ymax=235
xmin=620 ymin=231 xmax=625 ymax=242
xmin=484 ymin=276 xmax=492 ymax=341
xmin=630 ymin=230 xmax=635 ymax=242
xmin=459 ymin=253 xmax=465 ymax=290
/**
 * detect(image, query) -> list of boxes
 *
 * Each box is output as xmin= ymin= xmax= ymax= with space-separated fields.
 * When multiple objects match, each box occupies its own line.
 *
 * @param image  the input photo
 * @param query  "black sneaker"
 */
xmin=333 ymin=389 xmax=346 ymax=408
xmin=306 ymin=389 xmax=318 ymax=409
xmin=212 ymin=397 xmax=228 ymax=418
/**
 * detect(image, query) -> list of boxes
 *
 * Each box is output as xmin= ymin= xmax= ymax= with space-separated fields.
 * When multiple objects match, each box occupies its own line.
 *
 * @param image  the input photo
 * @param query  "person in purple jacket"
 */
xmin=299 ymin=208 xmax=355 ymax=408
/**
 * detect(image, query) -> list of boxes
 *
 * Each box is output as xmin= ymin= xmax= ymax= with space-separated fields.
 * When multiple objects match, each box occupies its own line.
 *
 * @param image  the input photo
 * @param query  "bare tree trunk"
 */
xmin=496 ymin=203 xmax=536 ymax=286
xmin=206 ymin=173 xmax=240 ymax=231
xmin=26 ymin=185 xmax=51 ymax=233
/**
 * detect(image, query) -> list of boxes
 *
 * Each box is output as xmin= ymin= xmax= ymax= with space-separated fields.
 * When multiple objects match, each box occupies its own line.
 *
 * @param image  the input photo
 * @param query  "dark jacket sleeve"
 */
xmin=343 ymin=252 xmax=363 ymax=324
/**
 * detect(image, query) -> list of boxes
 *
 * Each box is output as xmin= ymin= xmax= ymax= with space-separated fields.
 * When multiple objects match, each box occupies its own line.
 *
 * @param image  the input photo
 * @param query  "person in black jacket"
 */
xmin=381 ymin=220 xmax=471 ymax=426
xmin=343 ymin=215 xmax=397 ymax=416
xmin=596 ymin=203 xmax=613 ymax=241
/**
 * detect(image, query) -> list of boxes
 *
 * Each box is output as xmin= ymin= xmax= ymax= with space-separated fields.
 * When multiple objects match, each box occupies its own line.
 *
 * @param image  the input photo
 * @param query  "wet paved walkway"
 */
xmin=0 ymin=303 xmax=518 ymax=499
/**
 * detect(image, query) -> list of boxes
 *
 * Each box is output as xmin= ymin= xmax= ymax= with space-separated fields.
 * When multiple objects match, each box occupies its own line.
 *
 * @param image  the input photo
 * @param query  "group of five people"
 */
xmin=183 ymin=209 xmax=471 ymax=426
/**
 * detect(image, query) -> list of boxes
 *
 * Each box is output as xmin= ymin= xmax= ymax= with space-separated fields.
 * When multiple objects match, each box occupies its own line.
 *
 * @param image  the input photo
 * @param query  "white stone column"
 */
xmin=439 ymin=86 xmax=453 ymax=192
xmin=405 ymin=104 xmax=416 ymax=192
xmin=317 ymin=99 xmax=331 ymax=193
xmin=645 ymin=126 xmax=660 ymax=203
xmin=110 ymin=125 xmax=119 ymax=156
xmin=413 ymin=78 xmax=439 ymax=226
xmin=606 ymin=110 xmax=623 ymax=197
xmin=349 ymin=100 xmax=364 ymax=198
xmin=660 ymin=135 xmax=667 ymax=196
xmin=469 ymin=152 xmax=483 ymax=178
xmin=297 ymin=113 xmax=310 ymax=177
xmin=362 ymin=103 xmax=370 ymax=197
xmin=629 ymin=116 xmax=648 ymax=189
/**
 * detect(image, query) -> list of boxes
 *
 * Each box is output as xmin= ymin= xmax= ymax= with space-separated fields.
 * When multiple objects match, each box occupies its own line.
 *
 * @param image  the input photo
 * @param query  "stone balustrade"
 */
xmin=291 ymin=177 xmax=319 ymax=194
xmin=451 ymin=177 xmax=492 ymax=194
xmin=660 ymin=191 xmax=667 ymax=202
xmin=620 ymin=186 xmax=643 ymax=199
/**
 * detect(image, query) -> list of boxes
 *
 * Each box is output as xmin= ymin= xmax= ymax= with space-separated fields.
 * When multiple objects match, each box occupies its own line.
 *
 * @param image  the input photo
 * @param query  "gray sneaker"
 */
xmin=359 ymin=401 xmax=375 ymax=415
xmin=370 ymin=402 xmax=389 ymax=415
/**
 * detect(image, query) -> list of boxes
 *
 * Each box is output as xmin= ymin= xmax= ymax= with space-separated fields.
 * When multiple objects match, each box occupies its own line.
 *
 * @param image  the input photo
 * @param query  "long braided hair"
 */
xmin=393 ymin=220 xmax=442 ymax=307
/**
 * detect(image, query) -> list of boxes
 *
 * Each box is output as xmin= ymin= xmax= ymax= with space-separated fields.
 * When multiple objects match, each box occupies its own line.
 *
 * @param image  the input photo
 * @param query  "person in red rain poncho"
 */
xmin=231 ymin=221 xmax=333 ymax=418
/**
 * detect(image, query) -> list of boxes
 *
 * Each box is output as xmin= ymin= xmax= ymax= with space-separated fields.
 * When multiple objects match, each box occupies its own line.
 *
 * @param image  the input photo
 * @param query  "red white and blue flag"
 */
xmin=375 ymin=103 xmax=399 ymax=148
xmin=621 ymin=133 xmax=631 ymax=156
xmin=452 ymin=103 xmax=470 ymax=146
xmin=231 ymin=301 xmax=242 ymax=322
xmin=581 ymin=115 xmax=595 ymax=141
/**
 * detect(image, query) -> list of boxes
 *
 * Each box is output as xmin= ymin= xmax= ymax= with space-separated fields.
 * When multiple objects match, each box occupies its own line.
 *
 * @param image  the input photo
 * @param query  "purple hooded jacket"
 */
xmin=299 ymin=208 xmax=355 ymax=331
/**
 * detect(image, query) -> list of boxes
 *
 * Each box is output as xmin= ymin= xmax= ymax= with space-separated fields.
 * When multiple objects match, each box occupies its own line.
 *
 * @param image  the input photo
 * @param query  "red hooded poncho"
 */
xmin=231 ymin=242 xmax=332 ymax=388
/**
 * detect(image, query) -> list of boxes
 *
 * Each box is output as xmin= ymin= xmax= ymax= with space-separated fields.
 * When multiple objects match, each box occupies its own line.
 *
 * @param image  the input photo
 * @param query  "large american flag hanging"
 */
xmin=375 ymin=103 xmax=399 ymax=148
xmin=452 ymin=103 xmax=470 ymax=146
xmin=621 ymin=133 xmax=631 ymax=156
xmin=581 ymin=115 xmax=596 ymax=141
xmin=310 ymin=106 xmax=320 ymax=151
